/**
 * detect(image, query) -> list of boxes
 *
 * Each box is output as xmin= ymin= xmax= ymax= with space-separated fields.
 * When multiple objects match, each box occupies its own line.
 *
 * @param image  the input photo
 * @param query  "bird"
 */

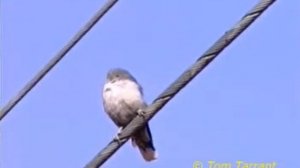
xmin=102 ymin=68 xmax=157 ymax=161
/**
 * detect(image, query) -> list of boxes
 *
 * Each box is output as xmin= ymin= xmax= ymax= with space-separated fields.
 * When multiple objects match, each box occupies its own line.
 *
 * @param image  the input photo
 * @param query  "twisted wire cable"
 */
xmin=0 ymin=0 xmax=119 ymax=121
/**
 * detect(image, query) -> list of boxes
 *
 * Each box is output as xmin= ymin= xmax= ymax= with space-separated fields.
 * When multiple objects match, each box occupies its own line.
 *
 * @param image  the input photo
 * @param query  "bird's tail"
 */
xmin=131 ymin=123 xmax=157 ymax=161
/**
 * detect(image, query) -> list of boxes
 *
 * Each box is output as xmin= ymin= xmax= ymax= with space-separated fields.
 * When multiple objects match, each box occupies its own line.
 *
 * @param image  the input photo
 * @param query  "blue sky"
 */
xmin=1 ymin=0 xmax=299 ymax=167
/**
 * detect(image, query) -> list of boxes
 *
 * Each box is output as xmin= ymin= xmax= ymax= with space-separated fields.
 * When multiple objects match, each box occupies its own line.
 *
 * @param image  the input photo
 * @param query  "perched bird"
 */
xmin=102 ymin=68 xmax=157 ymax=161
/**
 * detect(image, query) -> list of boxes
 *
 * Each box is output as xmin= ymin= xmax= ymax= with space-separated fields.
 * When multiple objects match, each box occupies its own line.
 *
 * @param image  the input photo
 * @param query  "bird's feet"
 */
xmin=113 ymin=127 xmax=123 ymax=143
xmin=137 ymin=109 xmax=146 ymax=118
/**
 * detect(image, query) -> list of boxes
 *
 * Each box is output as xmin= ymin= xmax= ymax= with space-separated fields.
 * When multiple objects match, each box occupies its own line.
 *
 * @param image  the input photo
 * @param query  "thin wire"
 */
xmin=0 ymin=0 xmax=119 ymax=121
xmin=84 ymin=0 xmax=276 ymax=167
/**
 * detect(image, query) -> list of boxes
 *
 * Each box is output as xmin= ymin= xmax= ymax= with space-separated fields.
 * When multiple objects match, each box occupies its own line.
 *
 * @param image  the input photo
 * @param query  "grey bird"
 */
xmin=102 ymin=68 xmax=157 ymax=161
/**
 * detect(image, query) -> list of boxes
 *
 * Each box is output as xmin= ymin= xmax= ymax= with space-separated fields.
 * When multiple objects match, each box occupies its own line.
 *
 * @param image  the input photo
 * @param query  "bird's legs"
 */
xmin=117 ymin=126 xmax=123 ymax=134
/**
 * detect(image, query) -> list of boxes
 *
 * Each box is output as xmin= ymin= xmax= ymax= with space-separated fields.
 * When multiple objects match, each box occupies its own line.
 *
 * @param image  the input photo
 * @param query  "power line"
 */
xmin=0 ymin=0 xmax=119 ymax=121
xmin=83 ymin=0 xmax=276 ymax=167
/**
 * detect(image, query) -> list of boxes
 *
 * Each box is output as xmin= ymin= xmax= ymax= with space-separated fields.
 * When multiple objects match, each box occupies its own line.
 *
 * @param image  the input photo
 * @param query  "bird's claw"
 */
xmin=114 ymin=127 xmax=123 ymax=143
xmin=137 ymin=109 xmax=146 ymax=118
xmin=114 ymin=134 xmax=121 ymax=143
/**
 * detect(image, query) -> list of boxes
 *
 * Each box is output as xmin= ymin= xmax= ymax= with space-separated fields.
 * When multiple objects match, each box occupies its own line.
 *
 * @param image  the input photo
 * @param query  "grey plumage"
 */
xmin=102 ymin=68 xmax=157 ymax=161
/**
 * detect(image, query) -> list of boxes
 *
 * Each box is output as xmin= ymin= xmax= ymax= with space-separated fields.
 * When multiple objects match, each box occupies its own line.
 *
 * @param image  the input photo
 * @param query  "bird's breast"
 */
xmin=103 ymin=80 xmax=142 ymax=104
